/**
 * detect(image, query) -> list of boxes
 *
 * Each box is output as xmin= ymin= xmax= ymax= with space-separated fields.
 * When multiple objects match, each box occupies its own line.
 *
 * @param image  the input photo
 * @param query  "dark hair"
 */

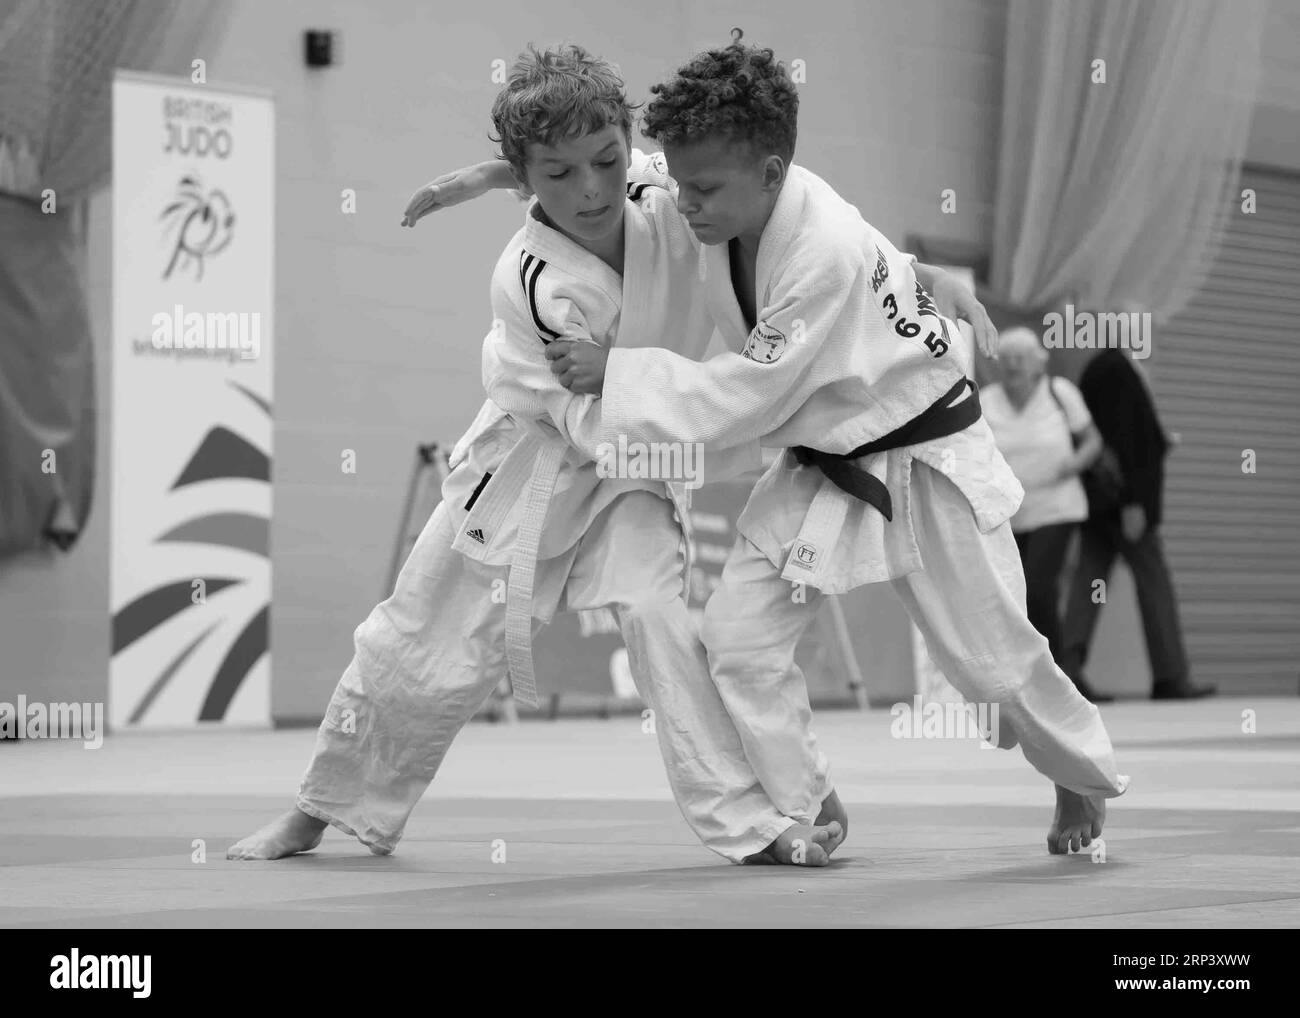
xmin=641 ymin=28 xmax=798 ymax=164
xmin=489 ymin=43 xmax=639 ymax=177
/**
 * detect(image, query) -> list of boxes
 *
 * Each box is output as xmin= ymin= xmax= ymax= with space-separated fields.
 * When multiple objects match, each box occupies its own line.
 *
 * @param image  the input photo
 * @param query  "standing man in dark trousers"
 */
xmin=1061 ymin=349 xmax=1215 ymax=700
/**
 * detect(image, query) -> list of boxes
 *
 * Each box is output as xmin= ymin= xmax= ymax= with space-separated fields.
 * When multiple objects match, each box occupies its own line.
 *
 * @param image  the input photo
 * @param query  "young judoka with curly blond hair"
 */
xmin=229 ymin=43 xmax=846 ymax=867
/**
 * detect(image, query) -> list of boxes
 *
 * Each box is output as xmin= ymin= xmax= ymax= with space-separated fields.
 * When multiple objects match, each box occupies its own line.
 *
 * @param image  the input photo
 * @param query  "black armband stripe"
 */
xmin=519 ymin=251 xmax=561 ymax=344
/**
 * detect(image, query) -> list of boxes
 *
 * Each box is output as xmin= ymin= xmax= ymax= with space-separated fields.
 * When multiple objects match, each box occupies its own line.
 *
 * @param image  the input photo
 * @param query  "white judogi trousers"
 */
xmin=702 ymin=462 xmax=1130 ymax=816
xmin=296 ymin=489 xmax=795 ymax=862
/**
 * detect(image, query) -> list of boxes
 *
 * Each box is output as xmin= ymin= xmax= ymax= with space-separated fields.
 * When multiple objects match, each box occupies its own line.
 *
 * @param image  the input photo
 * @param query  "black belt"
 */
xmin=791 ymin=378 xmax=982 ymax=521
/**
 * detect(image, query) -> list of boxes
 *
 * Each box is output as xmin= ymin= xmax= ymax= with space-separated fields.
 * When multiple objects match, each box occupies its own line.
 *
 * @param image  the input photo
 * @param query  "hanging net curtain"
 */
xmin=989 ymin=0 xmax=1266 ymax=323
xmin=0 ymin=0 xmax=229 ymax=559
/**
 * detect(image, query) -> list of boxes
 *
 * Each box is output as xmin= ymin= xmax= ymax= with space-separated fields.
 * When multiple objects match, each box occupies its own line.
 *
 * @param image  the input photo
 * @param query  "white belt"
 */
xmin=454 ymin=432 xmax=696 ymax=705
xmin=502 ymin=440 xmax=565 ymax=708
xmin=451 ymin=430 xmax=563 ymax=708
xmin=778 ymin=456 xmax=869 ymax=588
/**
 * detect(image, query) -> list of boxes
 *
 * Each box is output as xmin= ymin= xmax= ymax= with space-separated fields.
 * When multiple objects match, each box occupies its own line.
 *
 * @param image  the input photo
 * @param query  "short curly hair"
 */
xmin=641 ymin=29 xmax=798 ymax=164
xmin=489 ymin=44 xmax=639 ymax=179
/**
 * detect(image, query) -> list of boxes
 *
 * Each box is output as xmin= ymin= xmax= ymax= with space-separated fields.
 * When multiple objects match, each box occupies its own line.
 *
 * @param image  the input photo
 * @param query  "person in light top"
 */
xmin=981 ymin=327 xmax=1107 ymax=702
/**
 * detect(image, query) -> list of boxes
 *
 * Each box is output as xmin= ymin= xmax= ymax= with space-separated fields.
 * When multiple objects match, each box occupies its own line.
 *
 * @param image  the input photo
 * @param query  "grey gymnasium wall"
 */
xmin=0 ymin=0 xmax=1012 ymax=723
xmin=252 ymin=0 xmax=1012 ymax=722
xmin=4 ymin=0 xmax=1292 ymax=722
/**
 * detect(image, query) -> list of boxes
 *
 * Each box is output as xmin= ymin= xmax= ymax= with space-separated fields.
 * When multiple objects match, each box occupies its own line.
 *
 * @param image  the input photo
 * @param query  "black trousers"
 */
xmin=1060 ymin=515 xmax=1189 ymax=687
xmin=1013 ymin=522 xmax=1075 ymax=664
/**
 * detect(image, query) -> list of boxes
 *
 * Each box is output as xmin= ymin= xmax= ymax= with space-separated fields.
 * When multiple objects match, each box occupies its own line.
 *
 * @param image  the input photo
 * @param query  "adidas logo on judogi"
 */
xmin=466 ymin=528 xmax=485 ymax=544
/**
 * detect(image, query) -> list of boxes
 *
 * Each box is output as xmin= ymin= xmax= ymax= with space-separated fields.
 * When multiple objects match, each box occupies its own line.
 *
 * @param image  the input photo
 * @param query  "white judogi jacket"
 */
xmin=562 ymin=164 xmax=1023 ymax=593
xmin=451 ymin=151 xmax=758 ymax=703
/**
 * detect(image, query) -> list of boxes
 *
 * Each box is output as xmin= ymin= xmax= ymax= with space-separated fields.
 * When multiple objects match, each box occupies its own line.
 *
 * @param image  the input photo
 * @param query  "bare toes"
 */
xmin=804 ymin=844 xmax=830 ymax=867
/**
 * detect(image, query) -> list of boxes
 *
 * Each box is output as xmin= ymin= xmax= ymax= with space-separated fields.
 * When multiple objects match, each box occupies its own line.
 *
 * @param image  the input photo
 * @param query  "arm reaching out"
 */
xmin=401 ymin=148 xmax=670 ymax=228
xmin=400 ymin=160 xmax=523 ymax=227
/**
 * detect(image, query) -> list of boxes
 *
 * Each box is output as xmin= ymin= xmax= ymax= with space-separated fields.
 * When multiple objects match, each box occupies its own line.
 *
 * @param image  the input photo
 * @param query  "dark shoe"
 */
xmin=1071 ymin=675 xmax=1115 ymax=704
xmin=1152 ymin=680 xmax=1216 ymax=700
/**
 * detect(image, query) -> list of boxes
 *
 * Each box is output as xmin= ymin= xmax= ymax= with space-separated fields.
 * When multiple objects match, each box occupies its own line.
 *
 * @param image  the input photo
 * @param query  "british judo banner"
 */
xmin=110 ymin=71 xmax=273 ymax=727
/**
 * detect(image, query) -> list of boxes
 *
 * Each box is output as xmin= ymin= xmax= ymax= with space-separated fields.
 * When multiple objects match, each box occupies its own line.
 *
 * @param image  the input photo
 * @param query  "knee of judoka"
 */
xmin=352 ymin=600 xmax=413 ymax=656
xmin=700 ymin=590 xmax=767 ymax=652
xmin=700 ymin=608 xmax=789 ymax=670
xmin=701 ymin=588 xmax=747 ymax=629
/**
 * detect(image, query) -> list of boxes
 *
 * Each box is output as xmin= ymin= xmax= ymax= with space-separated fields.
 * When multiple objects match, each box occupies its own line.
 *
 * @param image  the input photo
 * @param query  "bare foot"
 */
xmin=814 ymin=789 xmax=849 ymax=856
xmin=1046 ymin=784 xmax=1105 ymax=855
xmin=746 ymin=821 xmax=841 ymax=866
xmin=227 ymin=807 xmax=327 ymax=860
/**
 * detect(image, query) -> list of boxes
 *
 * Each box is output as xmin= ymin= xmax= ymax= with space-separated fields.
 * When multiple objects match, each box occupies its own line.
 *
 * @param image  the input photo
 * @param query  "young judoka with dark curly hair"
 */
xmin=418 ymin=30 xmax=1129 ymax=855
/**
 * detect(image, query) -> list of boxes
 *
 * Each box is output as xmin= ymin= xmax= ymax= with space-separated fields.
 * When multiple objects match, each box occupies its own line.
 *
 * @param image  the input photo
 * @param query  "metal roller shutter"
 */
xmin=1154 ymin=165 xmax=1300 ymax=694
